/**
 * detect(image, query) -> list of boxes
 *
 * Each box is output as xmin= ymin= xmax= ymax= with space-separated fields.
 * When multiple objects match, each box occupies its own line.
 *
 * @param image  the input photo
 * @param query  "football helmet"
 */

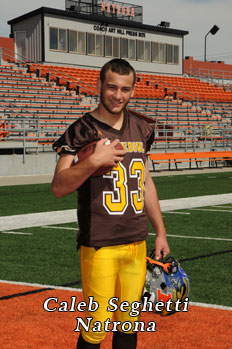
xmin=142 ymin=250 xmax=189 ymax=316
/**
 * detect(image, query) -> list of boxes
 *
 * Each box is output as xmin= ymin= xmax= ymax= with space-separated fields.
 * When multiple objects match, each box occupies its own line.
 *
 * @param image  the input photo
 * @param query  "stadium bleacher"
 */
xmin=0 ymin=63 xmax=98 ymax=145
xmin=0 ymin=60 xmax=231 ymax=171
xmin=26 ymin=62 xmax=232 ymax=102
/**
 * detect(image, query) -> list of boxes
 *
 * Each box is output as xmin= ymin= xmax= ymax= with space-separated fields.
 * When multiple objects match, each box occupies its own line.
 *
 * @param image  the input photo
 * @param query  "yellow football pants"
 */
xmin=79 ymin=240 xmax=147 ymax=344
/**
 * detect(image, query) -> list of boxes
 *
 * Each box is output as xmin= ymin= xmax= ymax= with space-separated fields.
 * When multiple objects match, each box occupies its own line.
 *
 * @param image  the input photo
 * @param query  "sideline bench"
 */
xmin=149 ymin=151 xmax=232 ymax=171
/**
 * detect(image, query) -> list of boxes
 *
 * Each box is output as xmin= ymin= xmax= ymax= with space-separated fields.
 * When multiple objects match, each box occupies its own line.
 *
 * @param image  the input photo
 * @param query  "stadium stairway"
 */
xmin=0 ymin=64 xmax=98 ymax=145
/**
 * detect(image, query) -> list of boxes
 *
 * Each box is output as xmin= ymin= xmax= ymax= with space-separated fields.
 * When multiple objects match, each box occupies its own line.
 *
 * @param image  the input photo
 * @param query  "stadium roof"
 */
xmin=8 ymin=7 xmax=189 ymax=36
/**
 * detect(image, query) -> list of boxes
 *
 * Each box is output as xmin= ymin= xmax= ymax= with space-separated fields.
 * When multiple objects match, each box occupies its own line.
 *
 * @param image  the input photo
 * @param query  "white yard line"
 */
xmin=0 ymin=209 xmax=77 ymax=231
xmin=8 ymin=227 xmax=228 ymax=242
xmin=0 ymin=193 xmax=231 ymax=231
xmin=159 ymin=193 xmax=232 ymax=212
xmin=165 ymin=211 xmax=191 ymax=215
xmin=190 ymin=208 xmax=232 ymax=213
xmin=0 ymin=279 xmax=231 ymax=311
xmin=149 ymin=233 xmax=232 ymax=242
xmin=189 ymin=301 xmax=232 ymax=311
xmin=0 ymin=279 xmax=82 ymax=292
xmin=0 ymin=231 xmax=32 ymax=235
xmin=212 ymin=205 xmax=232 ymax=209
xmin=42 ymin=225 xmax=78 ymax=230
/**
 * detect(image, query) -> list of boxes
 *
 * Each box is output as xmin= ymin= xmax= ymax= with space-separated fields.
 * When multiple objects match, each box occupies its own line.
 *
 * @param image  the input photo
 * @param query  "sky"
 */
xmin=0 ymin=0 xmax=231 ymax=63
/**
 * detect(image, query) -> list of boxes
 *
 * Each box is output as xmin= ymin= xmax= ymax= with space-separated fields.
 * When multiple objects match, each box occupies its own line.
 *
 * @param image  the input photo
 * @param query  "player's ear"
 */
xmin=97 ymin=78 xmax=102 ymax=93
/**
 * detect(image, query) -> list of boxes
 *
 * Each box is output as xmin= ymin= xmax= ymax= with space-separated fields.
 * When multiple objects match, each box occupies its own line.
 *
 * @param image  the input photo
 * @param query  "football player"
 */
xmin=52 ymin=59 xmax=170 ymax=348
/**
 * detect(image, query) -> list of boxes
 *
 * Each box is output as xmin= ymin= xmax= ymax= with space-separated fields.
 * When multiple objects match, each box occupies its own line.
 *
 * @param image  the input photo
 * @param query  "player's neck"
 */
xmin=91 ymin=105 xmax=125 ymax=130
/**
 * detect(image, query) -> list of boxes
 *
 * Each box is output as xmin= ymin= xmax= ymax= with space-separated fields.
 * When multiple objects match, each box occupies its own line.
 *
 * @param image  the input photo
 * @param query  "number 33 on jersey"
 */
xmin=103 ymin=159 xmax=145 ymax=215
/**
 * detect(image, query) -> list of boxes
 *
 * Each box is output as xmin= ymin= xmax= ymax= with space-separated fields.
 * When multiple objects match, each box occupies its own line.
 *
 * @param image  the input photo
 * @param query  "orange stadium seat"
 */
xmin=1 ymin=61 xmax=231 ymax=151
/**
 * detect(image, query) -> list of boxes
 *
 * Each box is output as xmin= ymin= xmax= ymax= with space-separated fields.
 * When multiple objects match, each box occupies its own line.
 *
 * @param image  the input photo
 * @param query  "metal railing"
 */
xmin=65 ymin=0 xmax=143 ymax=22
xmin=1 ymin=117 xmax=231 ymax=162
xmin=0 ymin=117 xmax=68 ymax=163
xmin=184 ymin=67 xmax=232 ymax=85
xmin=152 ymin=125 xmax=232 ymax=152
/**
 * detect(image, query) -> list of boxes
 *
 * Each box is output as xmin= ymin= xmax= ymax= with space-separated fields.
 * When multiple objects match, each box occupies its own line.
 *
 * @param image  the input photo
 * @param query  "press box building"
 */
xmin=8 ymin=0 xmax=188 ymax=75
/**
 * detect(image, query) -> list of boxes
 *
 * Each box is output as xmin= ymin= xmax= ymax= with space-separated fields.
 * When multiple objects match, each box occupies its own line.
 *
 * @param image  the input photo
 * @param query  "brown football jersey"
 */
xmin=53 ymin=109 xmax=154 ymax=248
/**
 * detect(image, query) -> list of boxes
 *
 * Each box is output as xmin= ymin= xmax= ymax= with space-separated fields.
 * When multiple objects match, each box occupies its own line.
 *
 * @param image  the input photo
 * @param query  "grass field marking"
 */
xmin=0 ymin=231 xmax=32 ymax=235
xmin=42 ymin=225 xmax=78 ymax=231
xmin=0 ymin=209 xmax=77 ymax=231
xmin=190 ymin=208 xmax=232 ymax=213
xmin=1 ymin=194 xmax=232 ymax=230
xmin=160 ymin=193 xmax=232 ymax=212
xmin=209 ymin=205 xmax=232 ymax=209
xmin=149 ymin=232 xmax=232 ymax=242
xmin=190 ymin=301 xmax=232 ymax=311
xmin=165 ymin=211 xmax=191 ymax=215
xmin=0 ymin=279 xmax=82 ymax=292
xmin=1 ymin=280 xmax=231 ymax=312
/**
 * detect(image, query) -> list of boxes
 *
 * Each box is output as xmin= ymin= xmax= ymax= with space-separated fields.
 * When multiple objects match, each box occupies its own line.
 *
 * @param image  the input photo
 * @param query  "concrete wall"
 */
xmin=0 ymin=152 xmax=57 ymax=176
xmin=0 ymin=152 xmax=227 ymax=177
xmin=0 ymin=37 xmax=15 ymax=61
xmin=184 ymin=56 xmax=232 ymax=79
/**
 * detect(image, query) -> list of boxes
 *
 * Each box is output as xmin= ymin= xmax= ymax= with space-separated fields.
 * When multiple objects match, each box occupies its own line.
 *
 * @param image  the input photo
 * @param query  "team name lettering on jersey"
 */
xmin=121 ymin=142 xmax=145 ymax=153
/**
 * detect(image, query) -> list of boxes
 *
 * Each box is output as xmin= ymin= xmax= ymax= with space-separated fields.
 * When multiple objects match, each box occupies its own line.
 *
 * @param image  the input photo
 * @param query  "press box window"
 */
xmin=87 ymin=33 xmax=103 ymax=56
xmin=137 ymin=40 xmax=144 ymax=61
xmin=59 ymin=29 xmax=67 ymax=51
xmin=120 ymin=38 xmax=135 ymax=60
xmin=105 ymin=36 xmax=119 ymax=58
xmin=174 ymin=46 xmax=179 ymax=64
xmin=105 ymin=36 xmax=112 ymax=57
xmin=50 ymin=27 xmax=67 ymax=51
xmin=69 ymin=30 xmax=77 ymax=52
xmin=87 ymin=33 xmax=95 ymax=55
xmin=151 ymin=42 xmax=166 ymax=63
xmin=78 ymin=32 xmax=86 ymax=54
xmin=121 ymin=38 xmax=128 ymax=58
xmin=129 ymin=40 xmax=136 ymax=60
xmin=69 ymin=31 xmax=86 ymax=54
xmin=145 ymin=42 xmax=151 ymax=61
xmin=137 ymin=41 xmax=151 ymax=62
xmin=96 ymin=35 xmax=103 ymax=56
xmin=167 ymin=44 xmax=173 ymax=64
xmin=113 ymin=38 xmax=120 ymax=58
xmin=50 ymin=28 xmax=58 ymax=50
xmin=151 ymin=42 xmax=159 ymax=62
xmin=167 ymin=44 xmax=179 ymax=64
xmin=160 ymin=43 xmax=166 ymax=63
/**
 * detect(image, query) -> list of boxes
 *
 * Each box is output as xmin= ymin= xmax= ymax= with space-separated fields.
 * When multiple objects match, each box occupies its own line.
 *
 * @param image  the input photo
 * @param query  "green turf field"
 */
xmin=0 ymin=172 xmax=232 ymax=307
xmin=0 ymin=171 xmax=231 ymax=216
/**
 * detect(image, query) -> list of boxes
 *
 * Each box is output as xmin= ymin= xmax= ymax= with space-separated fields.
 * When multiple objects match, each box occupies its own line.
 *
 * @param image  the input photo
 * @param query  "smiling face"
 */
xmin=98 ymin=69 xmax=135 ymax=116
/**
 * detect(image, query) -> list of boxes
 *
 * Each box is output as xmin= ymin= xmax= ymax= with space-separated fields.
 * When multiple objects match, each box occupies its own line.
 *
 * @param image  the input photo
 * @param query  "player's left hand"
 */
xmin=154 ymin=235 xmax=170 ymax=260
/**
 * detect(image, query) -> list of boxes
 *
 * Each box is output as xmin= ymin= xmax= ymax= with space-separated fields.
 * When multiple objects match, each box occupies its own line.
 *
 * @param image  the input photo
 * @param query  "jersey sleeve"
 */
xmin=128 ymin=109 xmax=154 ymax=153
xmin=52 ymin=115 xmax=99 ymax=156
xmin=145 ymin=125 xmax=154 ymax=153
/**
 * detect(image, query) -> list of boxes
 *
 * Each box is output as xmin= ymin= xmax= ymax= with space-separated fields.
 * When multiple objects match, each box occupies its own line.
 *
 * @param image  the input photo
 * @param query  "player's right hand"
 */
xmin=91 ymin=138 xmax=126 ymax=167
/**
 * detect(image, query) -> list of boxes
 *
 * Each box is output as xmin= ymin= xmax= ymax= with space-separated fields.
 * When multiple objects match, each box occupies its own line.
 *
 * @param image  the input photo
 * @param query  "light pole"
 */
xmin=204 ymin=25 xmax=219 ymax=61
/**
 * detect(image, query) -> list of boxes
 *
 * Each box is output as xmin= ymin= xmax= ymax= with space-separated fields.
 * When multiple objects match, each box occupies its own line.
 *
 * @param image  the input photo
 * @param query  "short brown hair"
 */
xmin=100 ymin=59 xmax=136 ymax=85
